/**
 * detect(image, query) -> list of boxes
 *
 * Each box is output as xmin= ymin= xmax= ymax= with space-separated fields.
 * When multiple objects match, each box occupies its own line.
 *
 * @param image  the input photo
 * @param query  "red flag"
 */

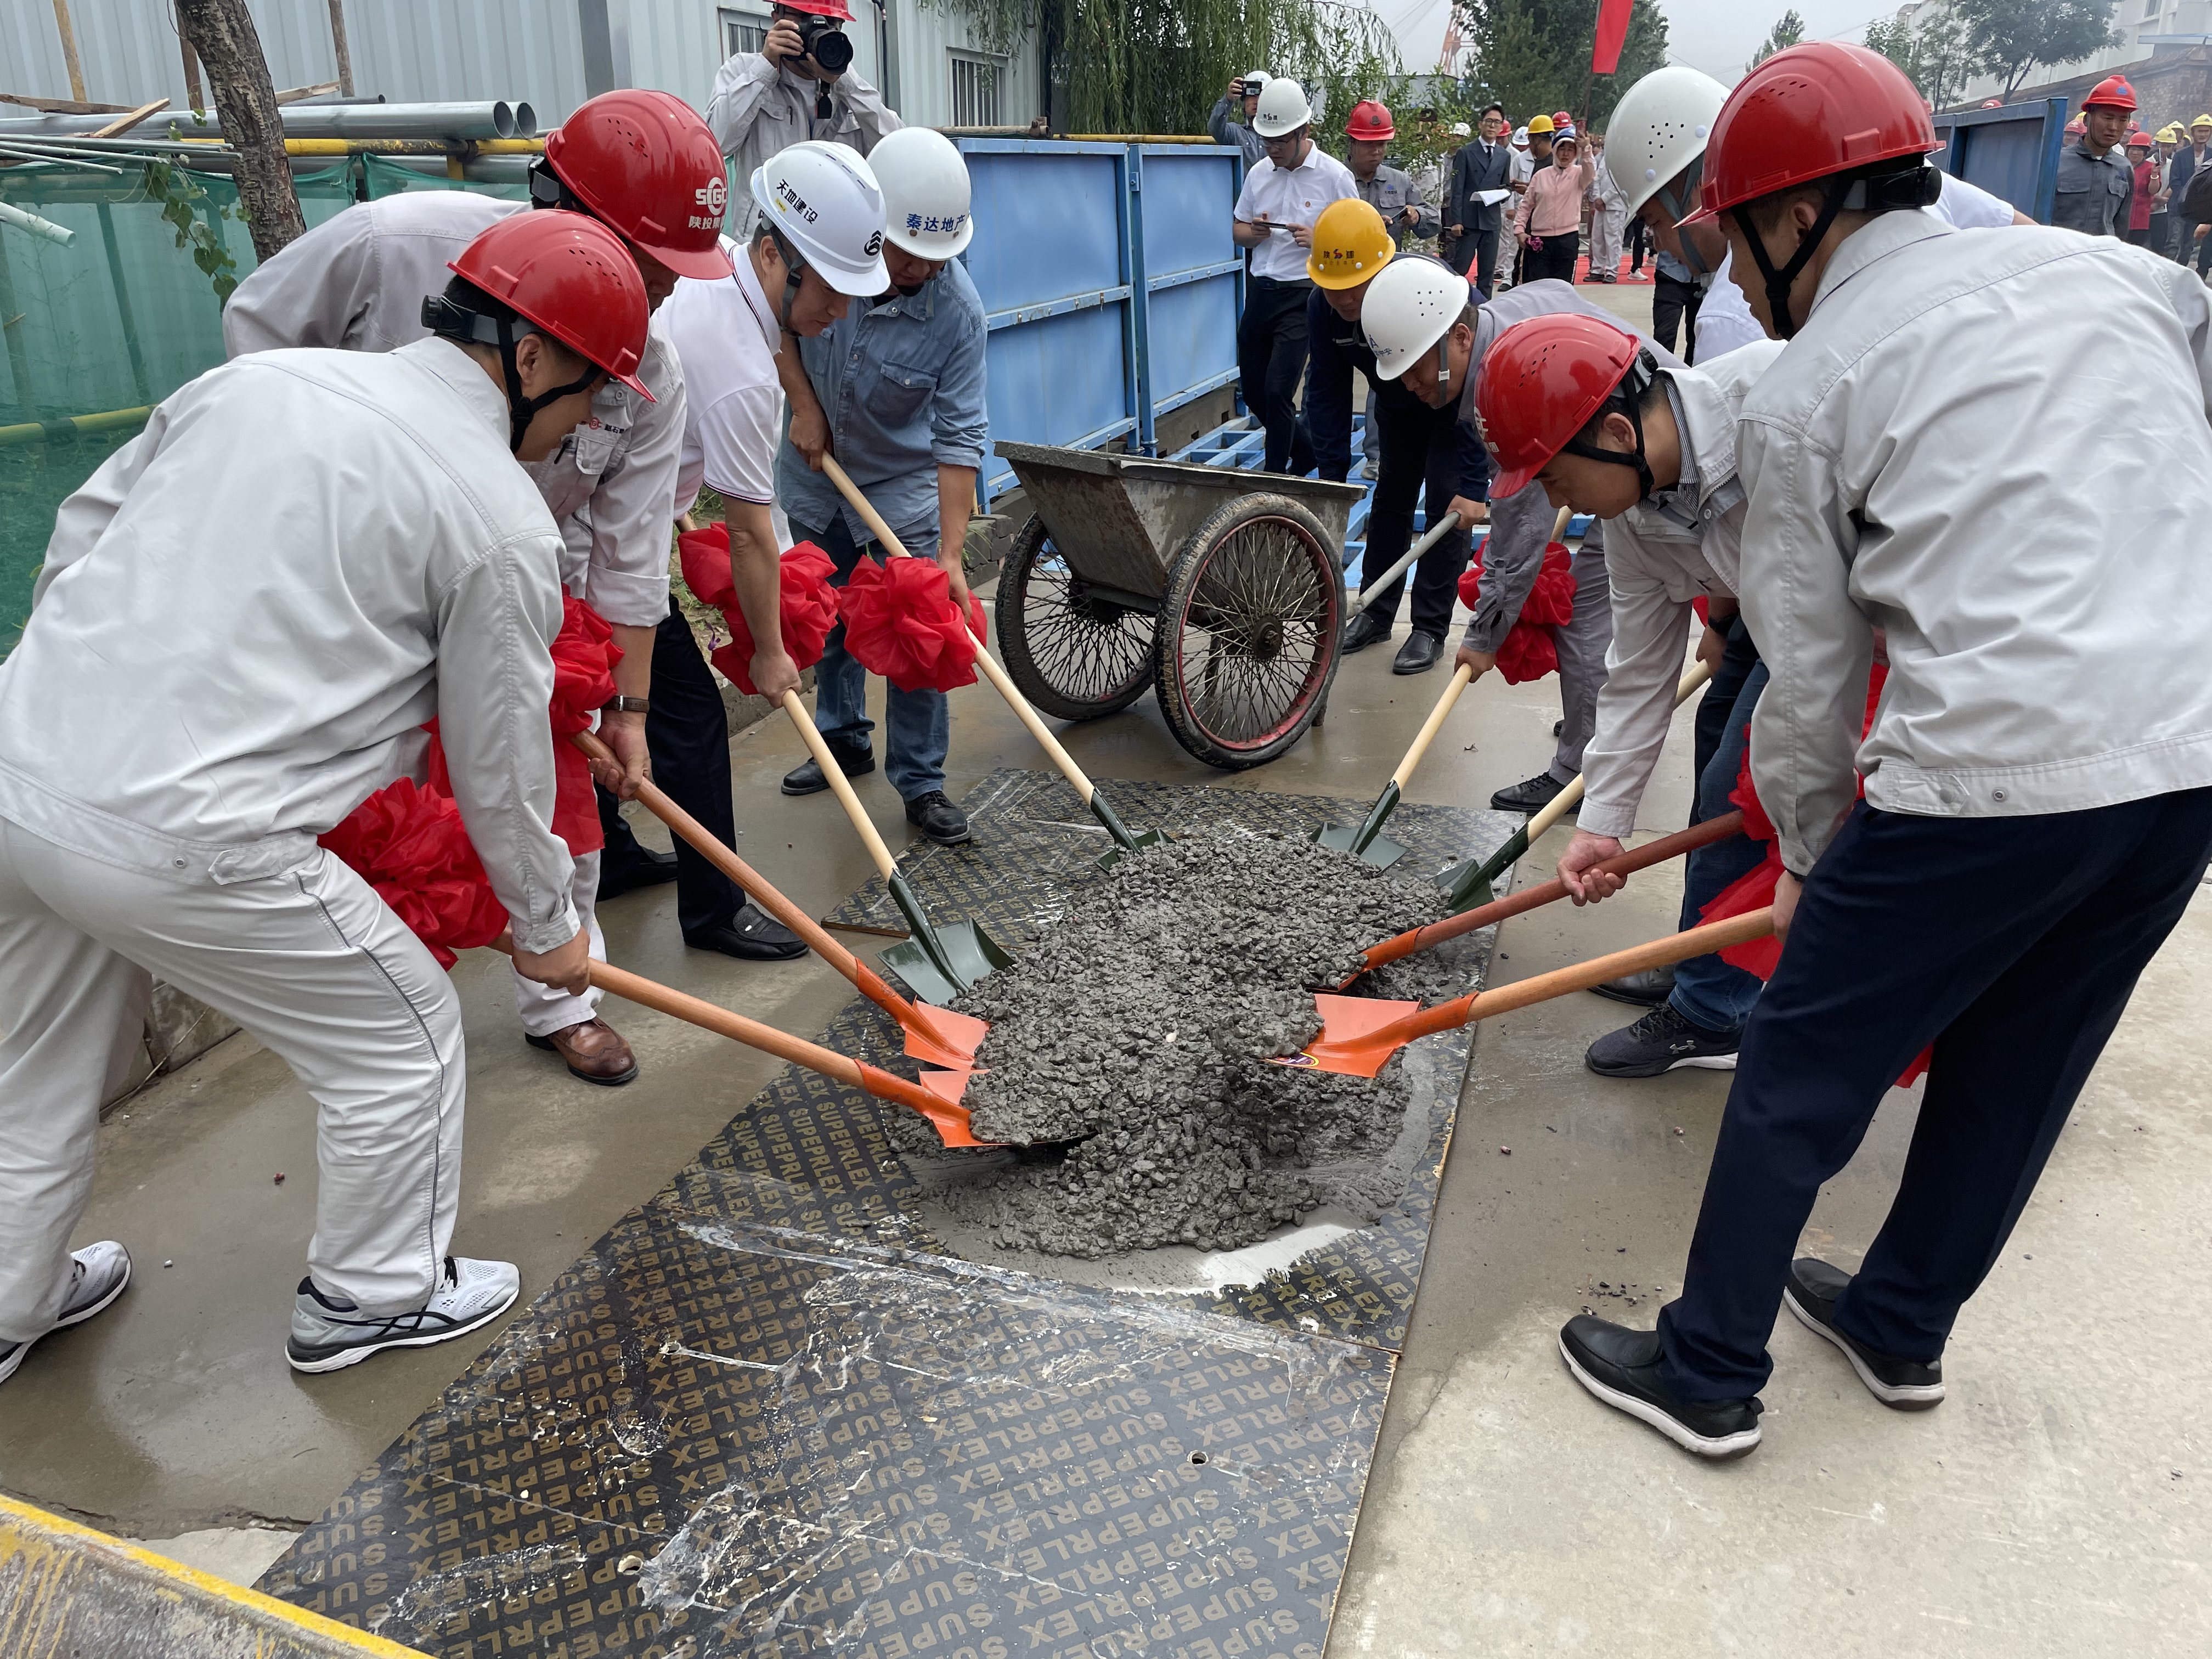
xmin=1593 ymin=0 xmax=1634 ymax=74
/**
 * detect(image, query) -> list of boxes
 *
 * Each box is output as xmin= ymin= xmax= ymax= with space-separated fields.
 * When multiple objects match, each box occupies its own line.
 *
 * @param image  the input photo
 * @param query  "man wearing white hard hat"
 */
xmin=1209 ymin=70 xmax=1271 ymax=167
xmin=659 ymin=140 xmax=887 ymax=827
xmin=1232 ymin=76 xmax=1358 ymax=475
xmin=776 ymin=128 xmax=989 ymax=848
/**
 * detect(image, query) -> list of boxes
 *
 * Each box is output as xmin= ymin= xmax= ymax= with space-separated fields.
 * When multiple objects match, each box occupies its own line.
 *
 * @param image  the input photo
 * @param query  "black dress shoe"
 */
xmin=1341 ymin=610 xmax=1393 ymax=653
xmin=1784 ymin=1258 xmax=1945 ymax=1409
xmin=905 ymin=790 xmax=971 ymax=845
xmin=685 ymin=901 xmax=808 ymax=962
xmin=1391 ymin=630 xmax=1444 ymax=674
xmin=1489 ymin=771 xmax=1572 ymax=813
xmin=1590 ymin=964 xmax=1677 ymax=1007
xmin=596 ymin=844 xmax=679 ymax=900
xmin=782 ymin=744 xmax=875 ymax=797
xmin=1558 ymin=1316 xmax=1763 ymax=1459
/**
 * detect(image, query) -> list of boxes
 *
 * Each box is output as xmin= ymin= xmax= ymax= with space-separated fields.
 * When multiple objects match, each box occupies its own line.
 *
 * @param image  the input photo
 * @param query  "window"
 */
xmin=2142 ymin=0 xmax=2161 ymax=18
xmin=720 ymin=7 xmax=771 ymax=57
xmin=950 ymin=51 xmax=1001 ymax=127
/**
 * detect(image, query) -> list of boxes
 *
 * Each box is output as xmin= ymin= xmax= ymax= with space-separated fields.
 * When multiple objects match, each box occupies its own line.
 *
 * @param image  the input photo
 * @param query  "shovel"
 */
xmin=1339 ymin=810 xmax=1745 ymax=986
xmin=574 ymin=730 xmax=986 ymax=1069
xmin=1437 ymin=655 xmax=1716 ymax=912
xmin=820 ymin=454 xmax=1161 ymax=870
xmin=776 ymin=687 xmax=1013 ymax=1006
xmin=1278 ymin=907 xmax=1774 ymax=1077
xmin=1317 ymin=506 xmax=1555 ymax=870
xmin=1346 ymin=509 xmax=1464 ymax=620
xmin=490 ymin=936 xmax=989 ymax=1148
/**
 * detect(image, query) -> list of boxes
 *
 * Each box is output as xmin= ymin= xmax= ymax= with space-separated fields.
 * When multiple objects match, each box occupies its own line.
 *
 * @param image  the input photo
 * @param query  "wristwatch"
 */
xmin=602 ymin=696 xmax=651 ymax=714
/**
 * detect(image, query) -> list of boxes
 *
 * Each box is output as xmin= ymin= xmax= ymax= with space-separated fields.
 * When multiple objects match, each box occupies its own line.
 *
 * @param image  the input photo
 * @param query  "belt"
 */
xmin=1251 ymin=275 xmax=1313 ymax=289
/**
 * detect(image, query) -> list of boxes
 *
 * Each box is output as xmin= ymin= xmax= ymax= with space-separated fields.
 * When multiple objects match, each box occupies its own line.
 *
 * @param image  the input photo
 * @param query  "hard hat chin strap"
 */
xmin=422 ymin=294 xmax=600 ymax=452
xmin=769 ymin=225 xmax=810 ymax=331
xmin=1653 ymin=159 xmax=1710 ymax=278
xmin=1558 ymin=351 xmax=1658 ymax=499
xmin=1730 ymin=162 xmax=1939 ymax=341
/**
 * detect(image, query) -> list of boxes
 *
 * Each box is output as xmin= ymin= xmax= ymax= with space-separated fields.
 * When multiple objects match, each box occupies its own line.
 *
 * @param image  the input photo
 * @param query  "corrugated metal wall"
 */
xmin=2 ymin=1 xmax=1029 ymax=129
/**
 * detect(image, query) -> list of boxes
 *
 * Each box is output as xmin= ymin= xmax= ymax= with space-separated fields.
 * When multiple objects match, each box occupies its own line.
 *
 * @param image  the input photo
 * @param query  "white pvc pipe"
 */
xmin=0 ymin=200 xmax=75 ymax=246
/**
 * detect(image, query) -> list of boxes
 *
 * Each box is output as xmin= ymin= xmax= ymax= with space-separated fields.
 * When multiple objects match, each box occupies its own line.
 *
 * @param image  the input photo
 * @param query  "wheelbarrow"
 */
xmin=991 ymin=439 xmax=1366 ymax=770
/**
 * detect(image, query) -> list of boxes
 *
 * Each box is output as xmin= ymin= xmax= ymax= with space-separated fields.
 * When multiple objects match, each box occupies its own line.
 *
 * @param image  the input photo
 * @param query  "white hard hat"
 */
xmin=1361 ymin=255 xmax=1469 ymax=382
xmin=1511 ymin=125 xmax=1530 ymax=148
xmin=749 ymin=139 xmax=889 ymax=297
xmin=868 ymin=126 xmax=974 ymax=257
xmin=1604 ymin=64 xmax=1729 ymax=218
xmin=1449 ymin=121 xmax=1471 ymax=137
xmin=1252 ymin=76 xmax=1313 ymax=139
xmin=1243 ymin=70 xmax=1269 ymax=88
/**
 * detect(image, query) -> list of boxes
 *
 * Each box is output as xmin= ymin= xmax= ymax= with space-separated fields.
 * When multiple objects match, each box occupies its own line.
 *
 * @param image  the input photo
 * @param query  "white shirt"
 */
xmin=222 ymin=193 xmax=686 ymax=629
xmin=1576 ymin=341 xmax=1786 ymax=840
xmin=1233 ymin=143 xmax=1358 ymax=280
xmin=1697 ymin=171 xmax=2022 ymax=362
xmin=659 ymin=239 xmax=795 ymax=550
xmin=706 ymin=53 xmax=900 ymax=241
xmin=0 ymin=342 xmax=579 ymax=951
xmin=1738 ymin=212 xmax=2212 ymax=876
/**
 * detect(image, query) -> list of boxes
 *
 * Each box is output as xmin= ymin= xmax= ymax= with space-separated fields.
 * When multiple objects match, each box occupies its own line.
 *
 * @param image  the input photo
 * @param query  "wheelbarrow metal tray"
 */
xmin=995 ymin=439 xmax=1366 ymax=601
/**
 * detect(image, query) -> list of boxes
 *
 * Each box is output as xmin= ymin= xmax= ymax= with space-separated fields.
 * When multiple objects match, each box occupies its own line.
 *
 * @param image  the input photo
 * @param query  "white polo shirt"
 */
xmin=1234 ymin=142 xmax=1358 ymax=281
xmin=658 ymin=238 xmax=792 ymax=548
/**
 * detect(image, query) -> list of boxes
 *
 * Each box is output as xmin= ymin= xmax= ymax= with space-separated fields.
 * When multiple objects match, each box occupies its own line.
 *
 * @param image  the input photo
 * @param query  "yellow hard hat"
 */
xmin=1527 ymin=114 xmax=1556 ymax=134
xmin=2194 ymin=112 xmax=2212 ymax=128
xmin=1308 ymin=197 xmax=1395 ymax=289
xmin=2161 ymin=123 xmax=2185 ymax=141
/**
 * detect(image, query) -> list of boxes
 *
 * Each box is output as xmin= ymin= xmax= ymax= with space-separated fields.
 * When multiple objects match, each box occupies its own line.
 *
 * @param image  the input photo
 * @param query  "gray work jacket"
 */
xmin=2052 ymin=140 xmax=2131 ymax=238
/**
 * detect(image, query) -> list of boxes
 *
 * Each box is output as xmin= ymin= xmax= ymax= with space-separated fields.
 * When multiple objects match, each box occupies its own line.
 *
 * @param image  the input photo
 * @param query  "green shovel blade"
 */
xmin=1312 ymin=823 xmax=1409 ymax=869
xmin=1093 ymin=826 xmax=1164 ymax=874
xmin=877 ymin=872 xmax=1014 ymax=1005
xmin=1436 ymin=825 xmax=1526 ymax=913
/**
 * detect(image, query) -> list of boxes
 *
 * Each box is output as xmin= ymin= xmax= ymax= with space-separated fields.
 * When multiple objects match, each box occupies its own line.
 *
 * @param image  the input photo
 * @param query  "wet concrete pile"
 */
xmin=905 ymin=828 xmax=1476 ymax=1259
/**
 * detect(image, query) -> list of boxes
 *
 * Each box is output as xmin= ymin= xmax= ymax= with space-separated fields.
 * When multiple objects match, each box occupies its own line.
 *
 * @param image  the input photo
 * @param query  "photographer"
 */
xmin=1209 ymin=71 xmax=1269 ymax=167
xmin=708 ymin=0 xmax=901 ymax=239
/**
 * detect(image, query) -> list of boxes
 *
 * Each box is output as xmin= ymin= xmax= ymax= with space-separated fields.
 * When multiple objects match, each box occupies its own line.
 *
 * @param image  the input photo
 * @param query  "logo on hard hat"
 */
xmin=695 ymin=176 xmax=728 ymax=217
xmin=864 ymin=230 xmax=884 ymax=256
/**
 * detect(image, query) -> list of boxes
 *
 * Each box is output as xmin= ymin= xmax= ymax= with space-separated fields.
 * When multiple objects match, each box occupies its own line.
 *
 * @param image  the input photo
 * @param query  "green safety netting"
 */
xmin=359 ymin=152 xmax=528 ymax=201
xmin=0 ymin=159 xmax=520 ymax=652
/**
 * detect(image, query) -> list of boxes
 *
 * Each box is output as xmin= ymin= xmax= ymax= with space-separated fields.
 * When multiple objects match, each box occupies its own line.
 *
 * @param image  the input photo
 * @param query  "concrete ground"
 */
xmin=8 ymin=274 xmax=2209 ymax=1643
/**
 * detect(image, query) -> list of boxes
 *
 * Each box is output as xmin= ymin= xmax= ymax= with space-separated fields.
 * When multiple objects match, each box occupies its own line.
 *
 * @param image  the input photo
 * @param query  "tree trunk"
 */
xmin=173 ymin=0 xmax=305 ymax=263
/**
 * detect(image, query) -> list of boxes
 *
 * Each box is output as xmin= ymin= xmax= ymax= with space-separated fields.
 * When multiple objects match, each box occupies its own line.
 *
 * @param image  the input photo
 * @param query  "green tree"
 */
xmin=1954 ymin=0 xmax=2123 ymax=99
xmin=1864 ymin=6 xmax=1974 ymax=109
xmin=1750 ymin=8 xmax=1806 ymax=70
xmin=1454 ymin=0 xmax=1671 ymax=134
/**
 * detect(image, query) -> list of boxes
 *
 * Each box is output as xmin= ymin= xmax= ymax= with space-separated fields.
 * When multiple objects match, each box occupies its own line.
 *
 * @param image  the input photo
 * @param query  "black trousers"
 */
xmin=596 ymin=597 xmax=744 ymax=937
xmin=1521 ymin=229 xmax=1578 ymax=285
xmin=1468 ymin=224 xmax=1501 ymax=298
xmin=1627 ymin=217 xmax=1650 ymax=273
xmin=1656 ymin=789 xmax=2212 ymax=1401
xmin=1360 ymin=394 xmax=1471 ymax=639
xmin=1651 ymin=272 xmax=1701 ymax=363
xmin=1236 ymin=276 xmax=1316 ymax=475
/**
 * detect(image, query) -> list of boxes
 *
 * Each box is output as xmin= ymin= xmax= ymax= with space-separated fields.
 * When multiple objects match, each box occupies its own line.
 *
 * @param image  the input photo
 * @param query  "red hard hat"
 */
xmin=1475 ymin=313 xmax=1643 ymax=498
xmin=1681 ymin=41 xmax=1938 ymax=226
xmin=1552 ymin=111 xmax=1572 ymax=127
xmin=448 ymin=211 xmax=653 ymax=398
xmin=2083 ymin=75 xmax=2137 ymax=112
xmin=544 ymin=89 xmax=736 ymax=280
xmin=782 ymin=0 xmax=853 ymax=16
xmin=1346 ymin=99 xmax=1395 ymax=141
xmin=1980 ymin=98 xmax=2004 ymax=109
xmin=2065 ymin=116 xmax=2087 ymax=136
xmin=2127 ymin=128 xmax=2153 ymax=147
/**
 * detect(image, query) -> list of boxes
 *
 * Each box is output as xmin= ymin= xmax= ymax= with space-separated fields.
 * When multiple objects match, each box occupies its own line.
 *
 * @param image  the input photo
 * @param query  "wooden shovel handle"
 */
xmin=1517 ymin=657 xmax=1714 ymax=844
xmin=780 ymin=690 xmax=902 ymax=884
xmin=819 ymin=454 xmax=1103 ymax=807
xmin=1391 ymin=662 xmax=1475 ymax=790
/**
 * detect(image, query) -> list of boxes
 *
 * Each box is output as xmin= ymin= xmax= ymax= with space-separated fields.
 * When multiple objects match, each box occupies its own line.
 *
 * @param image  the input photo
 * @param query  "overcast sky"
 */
xmin=1379 ymin=0 xmax=1896 ymax=92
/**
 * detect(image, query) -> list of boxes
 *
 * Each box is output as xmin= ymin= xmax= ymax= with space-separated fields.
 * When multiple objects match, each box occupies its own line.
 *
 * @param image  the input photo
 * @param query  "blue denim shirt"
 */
xmin=777 ymin=257 xmax=990 ymax=546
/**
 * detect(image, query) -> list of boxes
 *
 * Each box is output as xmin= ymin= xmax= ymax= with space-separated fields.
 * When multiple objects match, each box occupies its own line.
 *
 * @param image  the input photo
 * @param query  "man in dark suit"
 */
xmin=1448 ymin=104 xmax=1511 ymax=297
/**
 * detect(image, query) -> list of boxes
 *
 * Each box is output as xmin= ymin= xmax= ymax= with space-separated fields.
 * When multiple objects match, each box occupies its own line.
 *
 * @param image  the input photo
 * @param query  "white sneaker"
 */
xmin=286 ymin=1255 xmax=519 ymax=1374
xmin=0 ymin=1240 xmax=132 ymax=1386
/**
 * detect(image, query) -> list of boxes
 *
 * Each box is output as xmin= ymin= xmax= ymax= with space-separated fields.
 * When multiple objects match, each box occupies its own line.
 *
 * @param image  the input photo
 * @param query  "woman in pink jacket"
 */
xmin=1513 ymin=127 xmax=1596 ymax=284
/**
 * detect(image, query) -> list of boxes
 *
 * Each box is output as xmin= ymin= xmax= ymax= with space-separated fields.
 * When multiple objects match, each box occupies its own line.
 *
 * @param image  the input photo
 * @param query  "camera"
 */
xmin=796 ymin=14 xmax=853 ymax=75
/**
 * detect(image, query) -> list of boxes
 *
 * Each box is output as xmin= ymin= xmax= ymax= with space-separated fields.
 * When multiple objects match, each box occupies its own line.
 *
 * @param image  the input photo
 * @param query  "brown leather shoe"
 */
xmin=525 ymin=1018 xmax=639 ymax=1086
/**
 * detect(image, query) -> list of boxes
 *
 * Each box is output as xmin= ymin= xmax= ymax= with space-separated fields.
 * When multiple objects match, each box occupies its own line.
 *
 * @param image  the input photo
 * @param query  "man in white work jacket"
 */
xmin=1556 ymin=42 xmax=2212 ymax=1462
xmin=226 ymin=91 xmax=809 ymax=1092
xmin=0 ymin=213 xmax=653 ymax=1385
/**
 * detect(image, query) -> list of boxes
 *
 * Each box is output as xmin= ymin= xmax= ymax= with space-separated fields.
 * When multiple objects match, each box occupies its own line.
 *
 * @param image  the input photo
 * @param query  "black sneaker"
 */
xmin=1585 ymin=1003 xmax=1740 ymax=1077
xmin=686 ymin=901 xmax=808 ymax=962
xmin=596 ymin=844 xmax=679 ymax=900
xmin=1784 ymin=1257 xmax=1945 ymax=1409
xmin=1341 ymin=610 xmax=1393 ymax=654
xmin=782 ymin=743 xmax=875 ymax=797
xmin=1590 ymin=965 xmax=1677 ymax=1008
xmin=905 ymin=789 xmax=970 ymax=845
xmin=1490 ymin=771 xmax=1571 ymax=813
xmin=1558 ymin=1315 xmax=1763 ymax=1459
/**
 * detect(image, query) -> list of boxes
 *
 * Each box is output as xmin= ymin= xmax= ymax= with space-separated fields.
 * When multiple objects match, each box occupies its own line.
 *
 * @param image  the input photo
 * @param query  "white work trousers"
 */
xmin=0 ymin=816 xmax=464 ymax=1339
xmin=511 ymin=849 xmax=602 ymax=1036
xmin=1589 ymin=205 xmax=1624 ymax=279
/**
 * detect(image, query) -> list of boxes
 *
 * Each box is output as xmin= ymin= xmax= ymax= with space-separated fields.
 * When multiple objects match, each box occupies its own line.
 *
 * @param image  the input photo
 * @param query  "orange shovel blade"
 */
xmin=916 ymin=1066 xmax=993 ymax=1148
xmin=901 ymin=1003 xmax=991 ymax=1071
xmin=1270 ymin=993 xmax=1423 ymax=1079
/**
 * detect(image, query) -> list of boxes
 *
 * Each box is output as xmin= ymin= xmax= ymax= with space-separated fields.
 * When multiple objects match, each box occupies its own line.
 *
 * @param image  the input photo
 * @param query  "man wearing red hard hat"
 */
xmin=1556 ymin=42 xmax=2212 ymax=1460
xmin=708 ymin=0 xmax=902 ymax=241
xmin=228 ymin=92 xmax=810 ymax=1098
xmin=0 ymin=212 xmax=654 ymax=1386
xmin=2052 ymin=75 xmax=2137 ymax=237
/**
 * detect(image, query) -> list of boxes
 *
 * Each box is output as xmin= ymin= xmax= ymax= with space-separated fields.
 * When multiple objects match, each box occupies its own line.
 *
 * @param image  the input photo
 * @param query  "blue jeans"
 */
xmin=797 ymin=514 xmax=950 ymax=801
xmin=1669 ymin=624 xmax=1769 ymax=1035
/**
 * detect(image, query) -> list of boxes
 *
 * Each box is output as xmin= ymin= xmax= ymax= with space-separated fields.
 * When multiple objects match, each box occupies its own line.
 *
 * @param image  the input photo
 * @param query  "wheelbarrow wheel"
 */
xmin=994 ymin=512 xmax=1154 ymax=721
xmin=1152 ymin=493 xmax=1342 ymax=770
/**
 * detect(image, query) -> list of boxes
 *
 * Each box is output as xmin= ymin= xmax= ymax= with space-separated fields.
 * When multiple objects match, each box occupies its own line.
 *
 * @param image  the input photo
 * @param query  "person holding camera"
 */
xmin=1209 ymin=72 xmax=1269 ymax=167
xmin=708 ymin=0 xmax=901 ymax=240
